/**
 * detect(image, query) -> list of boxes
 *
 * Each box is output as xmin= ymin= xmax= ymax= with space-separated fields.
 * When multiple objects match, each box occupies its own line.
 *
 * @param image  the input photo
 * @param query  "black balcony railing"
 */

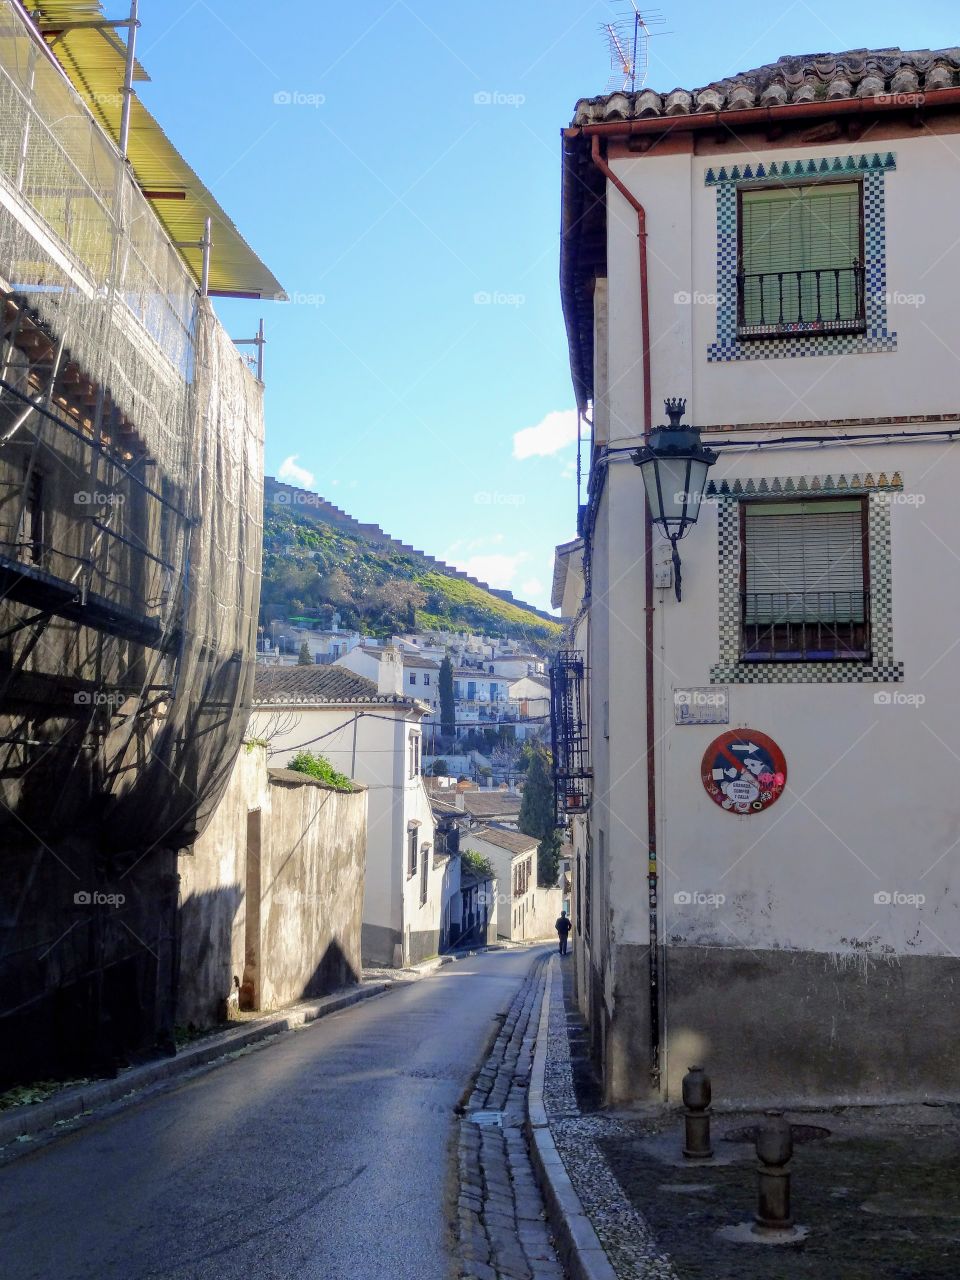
xmin=550 ymin=651 xmax=591 ymax=819
xmin=741 ymin=589 xmax=871 ymax=661
xmin=737 ymin=263 xmax=866 ymax=336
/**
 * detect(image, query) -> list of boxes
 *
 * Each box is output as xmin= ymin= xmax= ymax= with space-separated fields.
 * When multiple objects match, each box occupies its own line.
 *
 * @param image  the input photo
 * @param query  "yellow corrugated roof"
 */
xmin=23 ymin=0 xmax=286 ymax=299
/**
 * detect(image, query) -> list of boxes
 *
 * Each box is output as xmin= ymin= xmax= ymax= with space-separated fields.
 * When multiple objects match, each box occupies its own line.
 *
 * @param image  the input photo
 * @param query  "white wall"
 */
xmin=249 ymin=702 xmax=438 ymax=964
xmin=605 ymin=133 xmax=960 ymax=438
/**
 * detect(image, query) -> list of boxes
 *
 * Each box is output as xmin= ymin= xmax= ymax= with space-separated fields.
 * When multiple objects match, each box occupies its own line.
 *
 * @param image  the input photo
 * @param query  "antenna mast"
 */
xmin=601 ymin=3 xmax=665 ymax=94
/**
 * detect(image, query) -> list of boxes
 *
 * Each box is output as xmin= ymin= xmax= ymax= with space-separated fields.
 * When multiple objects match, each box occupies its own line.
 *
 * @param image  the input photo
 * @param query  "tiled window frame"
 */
xmin=705 ymin=152 xmax=898 ymax=362
xmin=708 ymin=473 xmax=904 ymax=685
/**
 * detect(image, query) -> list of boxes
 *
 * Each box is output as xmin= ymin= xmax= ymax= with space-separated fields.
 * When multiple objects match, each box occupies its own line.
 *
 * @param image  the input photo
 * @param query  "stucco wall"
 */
xmin=527 ymin=888 xmax=565 ymax=942
xmin=581 ymin=123 xmax=960 ymax=1104
xmin=178 ymin=746 xmax=367 ymax=1026
xmin=249 ymin=702 xmax=439 ymax=967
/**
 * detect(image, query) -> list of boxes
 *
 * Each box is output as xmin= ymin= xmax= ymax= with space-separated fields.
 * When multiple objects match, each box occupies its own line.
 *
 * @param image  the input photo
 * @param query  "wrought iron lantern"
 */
xmin=631 ymin=398 xmax=718 ymax=601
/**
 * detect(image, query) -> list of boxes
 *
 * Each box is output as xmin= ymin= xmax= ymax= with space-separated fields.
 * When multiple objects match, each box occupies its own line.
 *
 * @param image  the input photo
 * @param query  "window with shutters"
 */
xmin=740 ymin=498 xmax=870 ymax=661
xmin=420 ymin=846 xmax=429 ymax=905
xmin=407 ymin=825 xmax=419 ymax=877
xmin=737 ymin=182 xmax=865 ymax=337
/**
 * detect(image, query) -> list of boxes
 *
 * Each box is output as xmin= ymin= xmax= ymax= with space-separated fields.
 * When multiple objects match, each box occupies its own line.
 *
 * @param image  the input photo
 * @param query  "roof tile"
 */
xmin=573 ymin=47 xmax=960 ymax=125
xmin=253 ymin=666 xmax=414 ymax=706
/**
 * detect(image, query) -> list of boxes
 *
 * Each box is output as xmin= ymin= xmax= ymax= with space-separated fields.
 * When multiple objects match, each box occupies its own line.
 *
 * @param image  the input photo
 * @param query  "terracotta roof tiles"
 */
xmin=573 ymin=48 xmax=960 ymax=125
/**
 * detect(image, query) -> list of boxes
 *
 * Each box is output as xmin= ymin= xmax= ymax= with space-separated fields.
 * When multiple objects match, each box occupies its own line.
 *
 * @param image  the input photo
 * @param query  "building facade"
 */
xmin=557 ymin=48 xmax=960 ymax=1106
xmin=251 ymin=661 xmax=454 ymax=967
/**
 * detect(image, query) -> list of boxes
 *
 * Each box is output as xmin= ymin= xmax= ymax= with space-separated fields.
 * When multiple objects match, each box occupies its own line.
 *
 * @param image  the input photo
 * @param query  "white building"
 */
xmin=461 ymin=827 xmax=542 ymax=942
xmin=251 ymin=657 xmax=456 ymax=966
xmin=335 ymin=645 xmax=441 ymax=720
xmin=258 ymin=621 xmax=362 ymax=666
xmin=557 ymin=47 xmax=960 ymax=1106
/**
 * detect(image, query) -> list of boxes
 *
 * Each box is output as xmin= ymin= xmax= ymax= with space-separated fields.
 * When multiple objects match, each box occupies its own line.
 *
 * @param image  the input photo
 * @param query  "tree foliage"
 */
xmin=287 ymin=750 xmax=354 ymax=792
xmin=519 ymin=745 xmax=561 ymax=887
xmin=297 ymin=641 xmax=313 ymax=666
xmin=461 ymin=848 xmax=495 ymax=881
xmin=439 ymin=655 xmax=456 ymax=738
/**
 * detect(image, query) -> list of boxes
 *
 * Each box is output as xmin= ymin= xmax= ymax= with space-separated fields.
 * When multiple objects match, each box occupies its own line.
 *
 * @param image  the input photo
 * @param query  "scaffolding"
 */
xmin=0 ymin=0 xmax=266 ymax=1078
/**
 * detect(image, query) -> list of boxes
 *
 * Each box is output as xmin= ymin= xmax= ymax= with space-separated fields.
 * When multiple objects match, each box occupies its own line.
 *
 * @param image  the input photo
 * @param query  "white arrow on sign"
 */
xmin=731 ymin=742 xmax=760 ymax=753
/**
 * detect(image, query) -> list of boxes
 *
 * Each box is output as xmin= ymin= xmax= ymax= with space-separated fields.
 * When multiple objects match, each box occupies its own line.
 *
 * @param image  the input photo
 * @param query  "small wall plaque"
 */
xmin=674 ymin=687 xmax=729 ymax=726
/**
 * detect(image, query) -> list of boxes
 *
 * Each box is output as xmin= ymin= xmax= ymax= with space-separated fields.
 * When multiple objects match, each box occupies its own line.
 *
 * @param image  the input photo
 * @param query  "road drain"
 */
xmin=466 ymin=1110 xmax=503 ymax=1128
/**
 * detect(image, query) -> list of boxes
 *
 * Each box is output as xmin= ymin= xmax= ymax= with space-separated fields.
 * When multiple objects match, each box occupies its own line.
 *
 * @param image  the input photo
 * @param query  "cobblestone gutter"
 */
xmin=454 ymin=951 xmax=565 ymax=1280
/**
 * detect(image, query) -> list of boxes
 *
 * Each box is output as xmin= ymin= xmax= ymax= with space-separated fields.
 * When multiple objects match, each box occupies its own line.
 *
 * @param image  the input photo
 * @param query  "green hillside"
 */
xmin=261 ymin=500 xmax=562 ymax=647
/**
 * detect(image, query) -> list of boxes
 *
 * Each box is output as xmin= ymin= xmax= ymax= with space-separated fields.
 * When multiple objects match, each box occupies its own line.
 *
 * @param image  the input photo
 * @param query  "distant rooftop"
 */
xmin=253 ymin=666 xmax=415 ymax=707
xmin=466 ymin=826 xmax=538 ymax=856
xmin=460 ymin=792 xmax=523 ymax=820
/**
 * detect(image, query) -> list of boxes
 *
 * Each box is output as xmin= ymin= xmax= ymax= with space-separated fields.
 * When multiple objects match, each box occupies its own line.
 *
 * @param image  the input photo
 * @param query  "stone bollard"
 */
xmin=681 ymin=1065 xmax=713 ymax=1159
xmin=754 ymin=1111 xmax=793 ymax=1232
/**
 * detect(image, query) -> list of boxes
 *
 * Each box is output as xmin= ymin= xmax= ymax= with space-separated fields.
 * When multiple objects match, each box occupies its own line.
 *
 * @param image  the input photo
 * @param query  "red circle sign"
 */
xmin=701 ymin=729 xmax=787 ymax=815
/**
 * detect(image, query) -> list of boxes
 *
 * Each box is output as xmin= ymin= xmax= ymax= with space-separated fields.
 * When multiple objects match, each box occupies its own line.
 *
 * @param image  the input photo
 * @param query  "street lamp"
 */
xmin=631 ymin=398 xmax=718 ymax=602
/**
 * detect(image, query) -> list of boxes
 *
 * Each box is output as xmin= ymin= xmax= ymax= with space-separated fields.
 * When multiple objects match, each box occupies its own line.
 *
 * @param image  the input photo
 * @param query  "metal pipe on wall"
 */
xmin=588 ymin=135 xmax=661 ymax=1092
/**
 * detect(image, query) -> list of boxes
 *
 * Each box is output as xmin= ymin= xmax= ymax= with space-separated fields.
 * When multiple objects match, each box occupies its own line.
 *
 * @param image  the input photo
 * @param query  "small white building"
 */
xmin=335 ymin=645 xmax=441 ymax=720
xmin=462 ymin=827 xmax=562 ymax=943
xmin=251 ymin=656 xmax=455 ymax=966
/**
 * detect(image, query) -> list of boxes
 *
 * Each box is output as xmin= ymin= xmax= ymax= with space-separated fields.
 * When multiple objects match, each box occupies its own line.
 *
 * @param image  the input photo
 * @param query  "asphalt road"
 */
xmin=0 ymin=946 xmax=548 ymax=1280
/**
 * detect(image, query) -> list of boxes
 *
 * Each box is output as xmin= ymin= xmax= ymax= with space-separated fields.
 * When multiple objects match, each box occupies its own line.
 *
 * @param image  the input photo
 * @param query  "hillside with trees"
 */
xmin=261 ymin=488 xmax=562 ymax=647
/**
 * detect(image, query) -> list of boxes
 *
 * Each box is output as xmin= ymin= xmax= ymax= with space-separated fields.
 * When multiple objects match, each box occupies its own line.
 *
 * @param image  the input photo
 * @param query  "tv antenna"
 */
xmin=601 ymin=3 xmax=665 ymax=94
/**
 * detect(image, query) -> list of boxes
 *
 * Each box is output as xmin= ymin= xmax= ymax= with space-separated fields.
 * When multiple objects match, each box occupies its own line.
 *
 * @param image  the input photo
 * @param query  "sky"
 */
xmin=137 ymin=0 xmax=959 ymax=612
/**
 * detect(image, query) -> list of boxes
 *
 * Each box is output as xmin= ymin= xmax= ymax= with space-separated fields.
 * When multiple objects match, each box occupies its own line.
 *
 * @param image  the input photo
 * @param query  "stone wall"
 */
xmin=178 ymin=746 xmax=366 ymax=1027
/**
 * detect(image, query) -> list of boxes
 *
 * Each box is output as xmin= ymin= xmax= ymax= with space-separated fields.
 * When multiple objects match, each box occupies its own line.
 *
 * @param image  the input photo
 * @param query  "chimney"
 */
xmin=377 ymin=646 xmax=404 ymax=697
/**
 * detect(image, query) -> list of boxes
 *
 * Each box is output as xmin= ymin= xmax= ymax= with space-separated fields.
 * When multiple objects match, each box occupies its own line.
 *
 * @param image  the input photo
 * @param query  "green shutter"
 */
xmin=740 ymin=183 xmax=860 ymax=325
xmin=743 ymin=501 xmax=865 ymax=623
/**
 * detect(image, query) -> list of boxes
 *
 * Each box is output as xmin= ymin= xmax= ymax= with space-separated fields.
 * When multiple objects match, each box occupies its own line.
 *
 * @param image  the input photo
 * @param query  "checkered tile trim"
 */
xmin=706 ymin=156 xmax=897 ymax=363
xmin=709 ymin=481 xmax=903 ymax=685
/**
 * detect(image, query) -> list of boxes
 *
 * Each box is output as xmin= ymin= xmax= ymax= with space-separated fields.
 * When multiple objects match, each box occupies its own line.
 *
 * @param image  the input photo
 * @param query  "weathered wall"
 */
xmin=259 ymin=768 xmax=366 ymax=1009
xmin=580 ymin=126 xmax=960 ymax=1106
xmin=526 ymin=888 xmax=565 ymax=941
xmin=178 ymin=747 xmax=366 ymax=1027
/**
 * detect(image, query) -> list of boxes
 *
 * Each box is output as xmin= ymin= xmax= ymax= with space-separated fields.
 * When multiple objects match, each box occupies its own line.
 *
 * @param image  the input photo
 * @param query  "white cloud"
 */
xmin=459 ymin=552 xmax=528 ymax=590
xmin=512 ymin=409 xmax=579 ymax=460
xmin=277 ymin=454 xmax=315 ymax=488
xmin=520 ymin=577 xmax=545 ymax=600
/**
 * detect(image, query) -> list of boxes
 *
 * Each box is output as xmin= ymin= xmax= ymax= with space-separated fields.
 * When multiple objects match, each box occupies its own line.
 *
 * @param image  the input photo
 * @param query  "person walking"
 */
xmin=555 ymin=911 xmax=572 ymax=956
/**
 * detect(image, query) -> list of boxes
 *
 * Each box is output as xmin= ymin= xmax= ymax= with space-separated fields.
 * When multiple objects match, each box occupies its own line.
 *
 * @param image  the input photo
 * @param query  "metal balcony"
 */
xmin=737 ymin=263 xmax=866 ymax=337
xmin=741 ymin=589 xmax=871 ymax=661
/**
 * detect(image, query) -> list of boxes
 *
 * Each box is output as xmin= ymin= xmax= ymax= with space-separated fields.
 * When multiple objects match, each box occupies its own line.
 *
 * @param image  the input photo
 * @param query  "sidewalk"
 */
xmin=530 ymin=956 xmax=960 ymax=1280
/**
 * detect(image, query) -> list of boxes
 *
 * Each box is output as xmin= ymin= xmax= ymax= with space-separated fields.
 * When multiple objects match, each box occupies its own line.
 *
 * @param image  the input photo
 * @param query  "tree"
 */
xmin=439 ymin=655 xmax=456 ymax=739
xmin=519 ymin=745 xmax=561 ymax=887
xmin=430 ymin=758 xmax=449 ymax=776
xmin=297 ymin=641 xmax=313 ymax=666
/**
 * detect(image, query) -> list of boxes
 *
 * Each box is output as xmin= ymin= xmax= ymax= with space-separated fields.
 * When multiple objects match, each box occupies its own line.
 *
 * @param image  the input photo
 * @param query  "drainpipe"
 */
xmin=588 ymin=135 xmax=661 ymax=1092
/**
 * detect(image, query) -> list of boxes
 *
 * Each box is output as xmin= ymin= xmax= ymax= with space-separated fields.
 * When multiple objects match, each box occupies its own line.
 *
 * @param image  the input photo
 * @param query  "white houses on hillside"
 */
xmin=251 ymin=661 xmax=456 ymax=965
xmin=556 ymin=47 xmax=960 ymax=1107
xmin=335 ymin=645 xmax=441 ymax=719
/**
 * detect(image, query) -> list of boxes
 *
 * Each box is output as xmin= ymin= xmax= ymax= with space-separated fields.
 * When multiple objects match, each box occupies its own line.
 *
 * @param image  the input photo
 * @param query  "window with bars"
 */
xmin=740 ymin=498 xmax=870 ymax=661
xmin=408 ymin=732 xmax=421 ymax=779
xmin=738 ymin=182 xmax=865 ymax=336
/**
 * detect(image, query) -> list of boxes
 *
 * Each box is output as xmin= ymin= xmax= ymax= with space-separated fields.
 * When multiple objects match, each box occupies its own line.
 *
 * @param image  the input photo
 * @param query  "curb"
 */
xmin=526 ymin=956 xmax=619 ymax=1280
xmin=0 ymin=980 xmax=389 ymax=1150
